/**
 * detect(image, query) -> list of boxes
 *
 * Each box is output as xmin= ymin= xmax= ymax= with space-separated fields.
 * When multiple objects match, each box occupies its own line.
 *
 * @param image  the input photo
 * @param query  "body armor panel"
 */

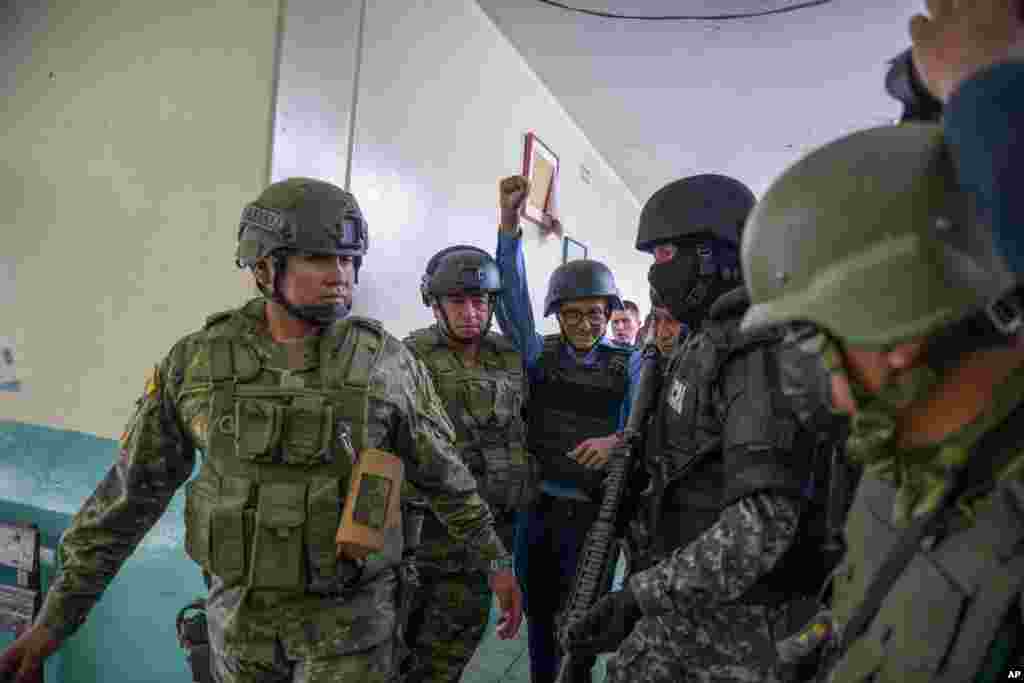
xmin=526 ymin=335 xmax=631 ymax=494
xmin=404 ymin=327 xmax=530 ymax=515
xmin=647 ymin=291 xmax=809 ymax=600
xmin=178 ymin=305 xmax=387 ymax=595
xmin=829 ymin=475 xmax=1024 ymax=682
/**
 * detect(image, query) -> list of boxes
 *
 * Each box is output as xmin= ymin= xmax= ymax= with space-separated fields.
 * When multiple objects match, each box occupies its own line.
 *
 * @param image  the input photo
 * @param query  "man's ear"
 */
xmin=254 ymin=259 xmax=272 ymax=288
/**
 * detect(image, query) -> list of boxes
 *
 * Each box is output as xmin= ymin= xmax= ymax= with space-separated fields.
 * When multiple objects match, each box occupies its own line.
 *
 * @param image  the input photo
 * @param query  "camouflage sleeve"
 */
xmin=376 ymin=340 xmax=508 ymax=567
xmin=36 ymin=342 xmax=197 ymax=643
xmin=627 ymin=492 xmax=800 ymax=617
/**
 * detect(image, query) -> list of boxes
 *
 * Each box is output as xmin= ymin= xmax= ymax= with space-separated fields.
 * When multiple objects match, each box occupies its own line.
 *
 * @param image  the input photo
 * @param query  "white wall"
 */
xmin=2 ymin=0 xmax=280 ymax=436
xmin=3 ymin=0 xmax=644 ymax=439
xmin=274 ymin=0 xmax=647 ymax=338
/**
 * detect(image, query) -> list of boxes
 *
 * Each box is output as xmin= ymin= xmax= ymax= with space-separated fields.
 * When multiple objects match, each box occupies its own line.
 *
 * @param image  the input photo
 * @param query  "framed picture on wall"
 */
xmin=563 ymin=236 xmax=587 ymax=263
xmin=521 ymin=132 xmax=560 ymax=233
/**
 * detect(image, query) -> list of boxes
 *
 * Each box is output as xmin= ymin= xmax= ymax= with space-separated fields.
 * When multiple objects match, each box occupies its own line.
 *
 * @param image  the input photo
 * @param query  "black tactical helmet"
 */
xmin=543 ymin=259 xmax=623 ymax=317
xmin=635 ymin=174 xmax=755 ymax=252
xmin=236 ymin=177 xmax=369 ymax=274
xmin=420 ymin=246 xmax=502 ymax=307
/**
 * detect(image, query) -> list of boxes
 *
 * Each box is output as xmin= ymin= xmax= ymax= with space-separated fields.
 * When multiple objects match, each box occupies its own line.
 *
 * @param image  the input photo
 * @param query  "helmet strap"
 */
xmin=923 ymin=287 xmax=1024 ymax=374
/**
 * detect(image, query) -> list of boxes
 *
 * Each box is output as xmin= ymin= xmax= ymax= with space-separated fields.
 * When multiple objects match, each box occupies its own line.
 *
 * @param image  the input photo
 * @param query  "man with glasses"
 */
xmin=494 ymin=175 xmax=637 ymax=683
xmin=400 ymin=245 xmax=531 ymax=683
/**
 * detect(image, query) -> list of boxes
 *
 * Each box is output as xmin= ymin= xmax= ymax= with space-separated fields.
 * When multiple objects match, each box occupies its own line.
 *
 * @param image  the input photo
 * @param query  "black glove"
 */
xmin=563 ymin=588 xmax=642 ymax=656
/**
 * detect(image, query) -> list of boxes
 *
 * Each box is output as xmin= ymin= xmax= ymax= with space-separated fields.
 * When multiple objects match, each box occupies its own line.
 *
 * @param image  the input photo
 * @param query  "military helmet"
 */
xmin=543 ymin=259 xmax=623 ymax=317
xmin=236 ymin=177 xmax=369 ymax=268
xmin=636 ymin=174 xmax=756 ymax=252
xmin=420 ymin=245 xmax=501 ymax=306
xmin=740 ymin=123 xmax=1015 ymax=348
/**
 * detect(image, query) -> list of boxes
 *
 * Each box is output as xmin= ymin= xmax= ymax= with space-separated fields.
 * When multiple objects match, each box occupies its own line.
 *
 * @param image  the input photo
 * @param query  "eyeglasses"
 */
xmin=560 ymin=310 xmax=607 ymax=326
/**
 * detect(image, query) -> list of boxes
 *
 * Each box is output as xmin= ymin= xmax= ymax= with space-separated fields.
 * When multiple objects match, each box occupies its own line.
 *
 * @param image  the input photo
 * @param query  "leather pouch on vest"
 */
xmin=336 ymin=448 xmax=403 ymax=562
xmin=831 ymin=478 xmax=1024 ymax=682
xmin=249 ymin=481 xmax=306 ymax=590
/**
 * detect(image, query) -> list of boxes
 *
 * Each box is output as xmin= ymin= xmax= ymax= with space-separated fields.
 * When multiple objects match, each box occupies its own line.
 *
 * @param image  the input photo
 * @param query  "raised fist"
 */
xmin=499 ymin=175 xmax=529 ymax=226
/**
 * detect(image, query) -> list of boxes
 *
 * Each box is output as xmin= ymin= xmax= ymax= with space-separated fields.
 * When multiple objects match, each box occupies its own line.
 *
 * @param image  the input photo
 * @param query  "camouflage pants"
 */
xmin=402 ymin=564 xmax=492 ymax=683
xmin=212 ymin=637 xmax=393 ymax=683
xmin=607 ymin=603 xmax=783 ymax=683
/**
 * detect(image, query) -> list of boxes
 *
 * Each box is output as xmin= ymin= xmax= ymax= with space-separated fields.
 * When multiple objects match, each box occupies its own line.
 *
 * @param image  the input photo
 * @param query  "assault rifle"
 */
xmin=554 ymin=330 xmax=664 ymax=683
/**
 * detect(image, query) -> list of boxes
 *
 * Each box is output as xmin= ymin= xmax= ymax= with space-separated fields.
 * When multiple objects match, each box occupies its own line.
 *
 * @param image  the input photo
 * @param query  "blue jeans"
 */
xmin=514 ymin=494 xmax=602 ymax=683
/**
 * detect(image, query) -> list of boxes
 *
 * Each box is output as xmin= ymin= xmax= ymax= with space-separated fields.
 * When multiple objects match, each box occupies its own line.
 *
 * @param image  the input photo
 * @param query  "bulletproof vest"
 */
xmin=403 ymin=327 xmax=529 ymax=512
xmin=828 ymin=475 xmax=1024 ymax=682
xmin=179 ymin=304 xmax=386 ymax=595
xmin=650 ymin=290 xmax=812 ymax=604
xmin=526 ymin=335 xmax=630 ymax=493
xmin=650 ymin=316 xmax=736 ymax=557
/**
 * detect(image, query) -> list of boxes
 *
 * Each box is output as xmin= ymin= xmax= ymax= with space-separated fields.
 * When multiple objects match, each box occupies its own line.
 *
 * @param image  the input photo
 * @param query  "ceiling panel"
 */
xmin=477 ymin=0 xmax=921 ymax=204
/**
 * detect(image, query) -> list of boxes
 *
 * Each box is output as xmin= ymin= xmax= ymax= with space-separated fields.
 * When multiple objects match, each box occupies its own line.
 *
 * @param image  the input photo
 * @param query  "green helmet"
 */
xmin=740 ymin=123 xmax=1015 ymax=347
xmin=236 ymin=177 xmax=369 ymax=273
xmin=236 ymin=177 xmax=369 ymax=326
xmin=420 ymin=246 xmax=501 ymax=307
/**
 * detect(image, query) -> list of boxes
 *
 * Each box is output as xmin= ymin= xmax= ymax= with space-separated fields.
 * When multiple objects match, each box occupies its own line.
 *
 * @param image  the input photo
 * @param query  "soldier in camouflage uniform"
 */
xmin=399 ymin=245 xmax=530 ymax=683
xmin=0 ymin=178 xmax=522 ymax=683
xmin=741 ymin=123 xmax=1024 ymax=682
xmin=569 ymin=175 xmax=830 ymax=682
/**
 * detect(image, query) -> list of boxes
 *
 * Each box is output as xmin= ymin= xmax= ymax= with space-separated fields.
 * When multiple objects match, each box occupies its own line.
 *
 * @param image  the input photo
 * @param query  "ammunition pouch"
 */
xmin=176 ymin=599 xmax=214 ymax=683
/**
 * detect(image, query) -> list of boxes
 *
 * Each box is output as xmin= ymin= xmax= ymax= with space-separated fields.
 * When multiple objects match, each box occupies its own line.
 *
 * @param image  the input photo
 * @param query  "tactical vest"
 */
xmin=829 ymin=479 xmax=1024 ymax=682
xmin=403 ymin=327 xmax=530 ymax=512
xmin=651 ymin=316 xmax=736 ymax=557
xmin=526 ymin=335 xmax=631 ymax=494
xmin=649 ymin=293 xmax=815 ymax=603
xmin=179 ymin=306 xmax=386 ymax=595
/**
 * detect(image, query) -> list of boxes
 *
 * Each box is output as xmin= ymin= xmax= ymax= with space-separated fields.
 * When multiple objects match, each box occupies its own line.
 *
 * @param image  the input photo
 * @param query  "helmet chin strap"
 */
xmin=268 ymin=254 xmax=350 ymax=328
xmin=923 ymin=287 xmax=1024 ymax=374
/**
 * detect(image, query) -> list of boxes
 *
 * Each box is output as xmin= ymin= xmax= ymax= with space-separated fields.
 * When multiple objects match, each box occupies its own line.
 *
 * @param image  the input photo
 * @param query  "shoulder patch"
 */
xmin=144 ymin=364 xmax=160 ymax=398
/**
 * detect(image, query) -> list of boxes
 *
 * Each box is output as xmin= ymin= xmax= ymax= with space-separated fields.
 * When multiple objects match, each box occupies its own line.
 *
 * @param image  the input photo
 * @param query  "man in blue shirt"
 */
xmin=494 ymin=175 xmax=636 ymax=683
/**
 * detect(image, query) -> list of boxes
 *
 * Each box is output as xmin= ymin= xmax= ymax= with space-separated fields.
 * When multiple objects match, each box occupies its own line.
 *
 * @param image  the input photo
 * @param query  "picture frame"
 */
xmin=521 ymin=132 xmax=560 ymax=233
xmin=562 ymin=236 xmax=588 ymax=263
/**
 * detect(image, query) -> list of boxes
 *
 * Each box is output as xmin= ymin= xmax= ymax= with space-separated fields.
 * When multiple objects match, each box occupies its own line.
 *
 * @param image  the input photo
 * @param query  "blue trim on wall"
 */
xmin=0 ymin=421 xmax=206 ymax=683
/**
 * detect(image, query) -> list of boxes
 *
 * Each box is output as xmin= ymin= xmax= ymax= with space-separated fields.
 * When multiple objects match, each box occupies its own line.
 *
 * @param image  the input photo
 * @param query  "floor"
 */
xmin=459 ymin=557 xmax=625 ymax=683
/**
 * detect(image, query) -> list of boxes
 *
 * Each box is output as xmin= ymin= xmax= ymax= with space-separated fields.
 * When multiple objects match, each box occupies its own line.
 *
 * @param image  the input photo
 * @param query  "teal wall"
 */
xmin=0 ymin=421 xmax=206 ymax=682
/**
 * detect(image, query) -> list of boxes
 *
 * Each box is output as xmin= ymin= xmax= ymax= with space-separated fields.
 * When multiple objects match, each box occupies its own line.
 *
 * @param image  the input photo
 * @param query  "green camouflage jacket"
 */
xmin=36 ymin=299 xmax=508 ymax=660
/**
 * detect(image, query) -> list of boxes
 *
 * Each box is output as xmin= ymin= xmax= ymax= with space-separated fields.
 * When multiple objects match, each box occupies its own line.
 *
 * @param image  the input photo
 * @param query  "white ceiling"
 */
xmin=476 ymin=0 xmax=922 ymax=205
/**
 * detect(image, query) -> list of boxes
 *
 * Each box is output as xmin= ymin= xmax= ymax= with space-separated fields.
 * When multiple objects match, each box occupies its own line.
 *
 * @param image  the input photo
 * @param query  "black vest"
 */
xmin=525 ymin=335 xmax=630 ymax=493
xmin=649 ymin=289 xmax=811 ymax=603
xmin=651 ymin=315 xmax=735 ymax=556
